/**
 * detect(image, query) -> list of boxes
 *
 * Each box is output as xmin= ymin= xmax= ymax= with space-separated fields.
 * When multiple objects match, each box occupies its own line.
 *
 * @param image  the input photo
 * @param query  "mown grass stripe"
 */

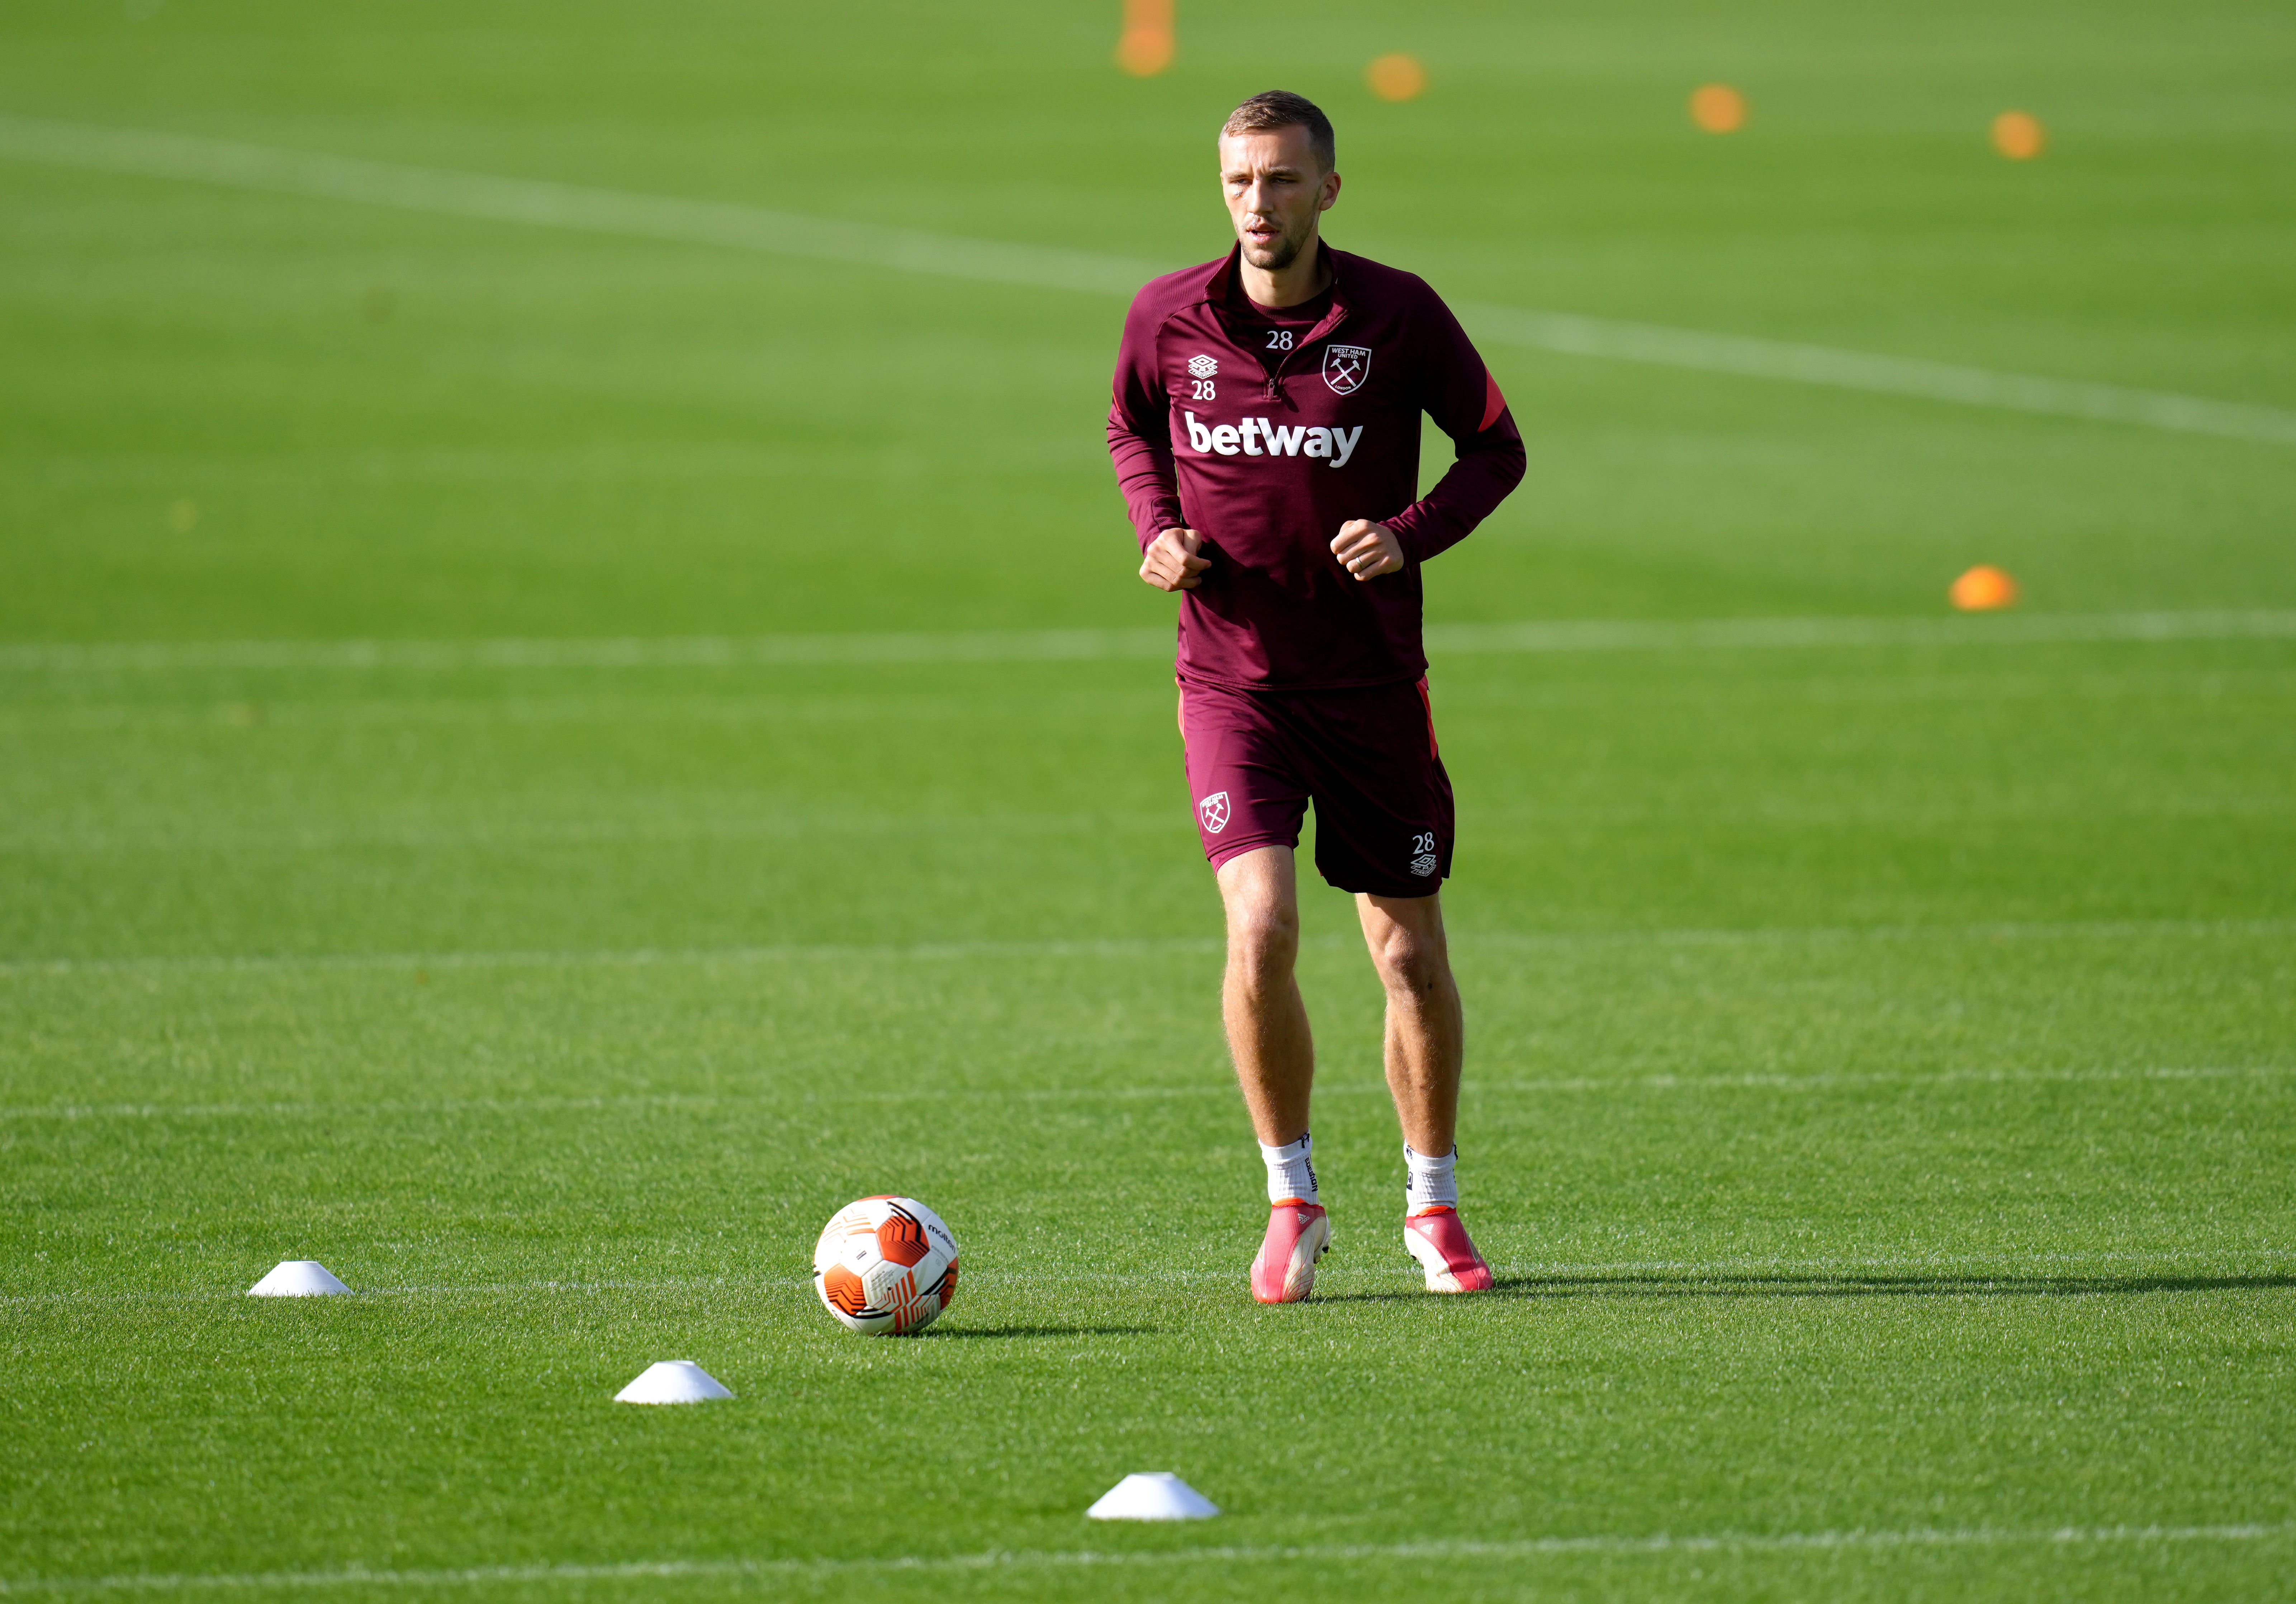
xmin=3 ymin=114 xmax=2292 ymax=445
xmin=0 ymin=1521 xmax=2285 ymax=1593
xmin=1 ymin=915 xmax=2285 ymax=981
xmin=3 ymin=610 xmax=2293 ymax=674
xmin=1 ymin=1063 xmax=2287 ymax=1125
xmin=8 ymin=1248 xmax=2291 ymax=1310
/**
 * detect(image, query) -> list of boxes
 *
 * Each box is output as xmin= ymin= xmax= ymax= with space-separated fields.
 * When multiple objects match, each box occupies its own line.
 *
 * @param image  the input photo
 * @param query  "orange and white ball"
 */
xmin=812 ymin=1196 xmax=960 ymax=1335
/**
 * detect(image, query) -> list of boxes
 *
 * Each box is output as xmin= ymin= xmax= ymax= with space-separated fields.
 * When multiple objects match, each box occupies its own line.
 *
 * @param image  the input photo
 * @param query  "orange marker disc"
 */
xmin=1366 ymin=53 xmax=1428 ymax=103
xmin=1115 ymin=0 xmax=1173 ymax=76
xmin=1992 ymin=110 xmax=2045 ymax=160
xmin=1690 ymin=84 xmax=1746 ymax=133
xmin=1116 ymin=27 xmax=1173 ymax=75
xmin=1950 ymin=565 xmax=2020 ymax=611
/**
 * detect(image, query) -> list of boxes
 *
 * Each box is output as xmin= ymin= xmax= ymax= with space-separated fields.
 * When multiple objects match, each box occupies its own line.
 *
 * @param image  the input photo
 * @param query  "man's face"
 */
xmin=1219 ymin=125 xmax=1340 ymax=273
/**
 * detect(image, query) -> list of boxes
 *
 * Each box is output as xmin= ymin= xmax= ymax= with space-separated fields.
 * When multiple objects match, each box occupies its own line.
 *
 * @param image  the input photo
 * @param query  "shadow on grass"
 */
xmin=1311 ymin=1272 xmax=2296 ymax=1305
xmin=928 ymin=1324 xmax=1159 ymax=1339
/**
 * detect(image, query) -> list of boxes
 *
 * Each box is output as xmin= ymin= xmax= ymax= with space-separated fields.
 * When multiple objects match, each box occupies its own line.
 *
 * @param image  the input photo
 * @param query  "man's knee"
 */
xmin=1225 ymin=892 xmax=1300 ymax=971
xmin=1368 ymin=921 xmax=1451 ymax=999
xmin=1218 ymin=847 xmax=1300 ymax=972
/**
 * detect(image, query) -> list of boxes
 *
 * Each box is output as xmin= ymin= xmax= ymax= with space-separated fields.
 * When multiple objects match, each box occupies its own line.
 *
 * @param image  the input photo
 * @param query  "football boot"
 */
xmin=1403 ymin=1205 xmax=1494 ymax=1293
xmin=1250 ymin=1199 xmax=1331 ymax=1304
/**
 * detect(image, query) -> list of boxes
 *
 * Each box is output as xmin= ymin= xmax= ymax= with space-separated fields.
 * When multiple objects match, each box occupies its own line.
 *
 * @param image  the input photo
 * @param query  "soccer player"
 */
xmin=1107 ymin=91 xmax=1526 ymax=1303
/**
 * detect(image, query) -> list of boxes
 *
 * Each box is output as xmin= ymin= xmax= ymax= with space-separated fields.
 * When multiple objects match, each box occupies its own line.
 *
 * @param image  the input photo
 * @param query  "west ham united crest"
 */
xmin=1197 ymin=791 xmax=1231 ymax=834
xmin=1323 ymin=343 xmax=1372 ymax=395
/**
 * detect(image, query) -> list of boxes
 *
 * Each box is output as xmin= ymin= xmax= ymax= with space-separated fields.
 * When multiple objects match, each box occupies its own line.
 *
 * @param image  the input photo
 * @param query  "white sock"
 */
xmin=1259 ymin=1132 xmax=1318 ymax=1205
xmin=1404 ymin=1144 xmax=1457 ymax=1212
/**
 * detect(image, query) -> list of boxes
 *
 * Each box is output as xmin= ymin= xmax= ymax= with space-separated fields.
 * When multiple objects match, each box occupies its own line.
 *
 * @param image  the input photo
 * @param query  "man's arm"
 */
xmin=1375 ymin=290 xmax=1528 ymax=567
xmin=1107 ymin=297 xmax=1191 ymax=558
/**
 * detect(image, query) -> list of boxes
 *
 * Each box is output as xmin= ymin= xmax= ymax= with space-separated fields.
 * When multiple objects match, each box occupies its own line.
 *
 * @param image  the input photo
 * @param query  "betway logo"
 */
xmin=1185 ymin=412 xmax=1363 ymax=468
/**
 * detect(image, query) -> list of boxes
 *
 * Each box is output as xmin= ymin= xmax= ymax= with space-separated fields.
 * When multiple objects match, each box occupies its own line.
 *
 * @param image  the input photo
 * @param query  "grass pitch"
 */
xmin=4 ymin=1 xmax=2295 ymax=1599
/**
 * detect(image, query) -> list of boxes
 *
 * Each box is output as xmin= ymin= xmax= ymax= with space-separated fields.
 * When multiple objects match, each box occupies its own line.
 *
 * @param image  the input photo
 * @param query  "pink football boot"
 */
xmin=1250 ymin=1200 xmax=1331 ymax=1304
xmin=1403 ymin=1206 xmax=1494 ymax=1293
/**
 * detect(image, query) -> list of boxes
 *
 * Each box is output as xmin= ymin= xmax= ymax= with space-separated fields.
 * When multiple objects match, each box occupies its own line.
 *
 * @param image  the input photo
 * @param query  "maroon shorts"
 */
xmin=1179 ymin=676 xmax=1454 ymax=898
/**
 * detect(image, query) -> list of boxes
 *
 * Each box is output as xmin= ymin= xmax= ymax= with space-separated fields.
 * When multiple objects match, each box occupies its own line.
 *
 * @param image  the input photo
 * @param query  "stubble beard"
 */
xmin=1241 ymin=216 xmax=1309 ymax=272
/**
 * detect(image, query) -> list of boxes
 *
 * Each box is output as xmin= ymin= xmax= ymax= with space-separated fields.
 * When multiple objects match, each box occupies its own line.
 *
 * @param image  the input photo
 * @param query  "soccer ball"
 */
xmin=812 ymin=1196 xmax=960 ymax=1335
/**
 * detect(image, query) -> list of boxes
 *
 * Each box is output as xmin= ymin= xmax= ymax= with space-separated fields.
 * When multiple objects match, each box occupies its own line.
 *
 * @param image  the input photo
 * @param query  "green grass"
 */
xmin=3 ymin=0 xmax=2295 ymax=1598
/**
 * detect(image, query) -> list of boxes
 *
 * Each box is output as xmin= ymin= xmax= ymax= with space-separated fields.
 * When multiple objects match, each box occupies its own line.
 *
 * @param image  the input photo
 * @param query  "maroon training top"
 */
xmin=1108 ymin=243 xmax=1526 ymax=690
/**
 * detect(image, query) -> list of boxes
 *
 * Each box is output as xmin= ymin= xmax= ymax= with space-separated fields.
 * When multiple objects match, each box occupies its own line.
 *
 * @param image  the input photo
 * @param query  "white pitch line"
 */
xmin=1463 ymin=303 xmax=2296 ymax=445
xmin=0 ymin=626 xmax=1174 ymax=674
xmin=0 ymin=933 xmax=1225 ymax=980
xmin=1427 ymin=608 xmax=2296 ymax=655
xmin=0 ymin=1083 xmax=1238 ymax=1122
xmin=1471 ymin=916 xmax=2296 ymax=949
xmin=1469 ymin=1063 xmax=2296 ymax=1096
xmin=0 ymin=1277 xmax=784 ymax=1309
xmin=1 ymin=609 xmax=2292 ymax=676
xmin=0 ymin=1522 xmax=2285 ymax=1594
xmin=1 ymin=113 xmax=2292 ymax=446
xmin=1468 ymin=1247 xmax=2296 ymax=1282
xmin=0 ymin=114 xmax=1156 ymax=299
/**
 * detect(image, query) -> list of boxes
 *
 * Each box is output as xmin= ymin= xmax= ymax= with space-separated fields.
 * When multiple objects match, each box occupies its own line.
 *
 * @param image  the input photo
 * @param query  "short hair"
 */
xmin=1222 ymin=90 xmax=1336 ymax=171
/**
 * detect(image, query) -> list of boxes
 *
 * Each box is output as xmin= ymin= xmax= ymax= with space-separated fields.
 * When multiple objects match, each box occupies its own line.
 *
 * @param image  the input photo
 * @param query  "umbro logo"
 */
xmin=1198 ymin=791 xmax=1231 ymax=834
xmin=1187 ymin=354 xmax=1219 ymax=378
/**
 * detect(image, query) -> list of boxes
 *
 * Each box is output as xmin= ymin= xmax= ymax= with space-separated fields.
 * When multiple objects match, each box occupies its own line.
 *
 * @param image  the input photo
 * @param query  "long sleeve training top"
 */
xmin=1108 ymin=243 xmax=1526 ymax=689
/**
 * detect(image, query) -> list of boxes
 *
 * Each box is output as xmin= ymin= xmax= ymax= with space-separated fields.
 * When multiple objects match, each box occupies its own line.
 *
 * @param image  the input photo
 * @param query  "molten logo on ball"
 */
xmin=812 ymin=1196 xmax=960 ymax=1335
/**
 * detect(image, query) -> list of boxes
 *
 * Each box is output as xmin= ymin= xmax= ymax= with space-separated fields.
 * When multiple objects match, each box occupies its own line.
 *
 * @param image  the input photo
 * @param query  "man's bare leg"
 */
xmin=1216 ymin=845 xmax=1314 ymax=1146
xmin=1358 ymin=888 xmax=1491 ymax=1292
xmin=1356 ymin=889 xmax=1462 ymax=1153
xmin=1217 ymin=845 xmax=1330 ymax=1303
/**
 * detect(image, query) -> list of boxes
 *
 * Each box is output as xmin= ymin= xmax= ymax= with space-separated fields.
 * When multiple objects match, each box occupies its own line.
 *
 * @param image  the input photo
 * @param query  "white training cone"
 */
xmin=246 ymin=1261 xmax=352 ymax=1297
xmin=1086 ymin=1472 xmax=1220 ymax=1521
xmin=613 ymin=1361 xmax=734 ymax=1404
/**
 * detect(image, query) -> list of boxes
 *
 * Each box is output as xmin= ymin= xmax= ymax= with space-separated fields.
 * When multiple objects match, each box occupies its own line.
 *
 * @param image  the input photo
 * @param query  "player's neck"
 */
xmin=1238 ymin=235 xmax=1331 ymax=310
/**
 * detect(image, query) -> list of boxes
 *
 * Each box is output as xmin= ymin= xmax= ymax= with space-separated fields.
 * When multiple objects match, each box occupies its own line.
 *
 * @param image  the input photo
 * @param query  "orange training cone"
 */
xmin=1366 ymin=54 xmax=1427 ymax=103
xmin=1950 ymin=565 xmax=2020 ymax=611
xmin=1690 ymin=84 xmax=1746 ymax=133
xmin=1115 ymin=0 xmax=1173 ymax=76
xmin=1992 ymin=111 xmax=2045 ymax=160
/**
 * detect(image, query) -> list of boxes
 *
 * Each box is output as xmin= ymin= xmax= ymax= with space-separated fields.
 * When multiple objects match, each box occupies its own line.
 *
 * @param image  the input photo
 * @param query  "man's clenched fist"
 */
xmin=1140 ymin=527 xmax=1211 ymax=591
xmin=1332 ymin=519 xmax=1403 ymax=580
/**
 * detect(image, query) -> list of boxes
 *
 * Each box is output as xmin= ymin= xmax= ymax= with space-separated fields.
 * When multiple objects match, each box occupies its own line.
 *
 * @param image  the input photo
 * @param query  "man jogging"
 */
xmin=1107 ymin=90 xmax=1526 ymax=1303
